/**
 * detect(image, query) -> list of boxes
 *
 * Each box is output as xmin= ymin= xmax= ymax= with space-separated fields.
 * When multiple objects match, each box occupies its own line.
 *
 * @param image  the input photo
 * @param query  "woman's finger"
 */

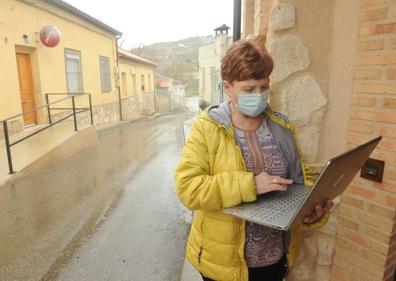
xmin=271 ymin=177 xmax=293 ymax=185
xmin=315 ymin=205 xmax=324 ymax=218
xmin=303 ymin=216 xmax=314 ymax=224
xmin=325 ymin=200 xmax=334 ymax=211
xmin=321 ymin=200 xmax=333 ymax=213
xmin=269 ymin=184 xmax=287 ymax=192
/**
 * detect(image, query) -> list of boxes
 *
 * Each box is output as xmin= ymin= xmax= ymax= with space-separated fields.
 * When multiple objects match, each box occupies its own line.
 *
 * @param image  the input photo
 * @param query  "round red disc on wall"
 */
xmin=39 ymin=26 xmax=61 ymax=48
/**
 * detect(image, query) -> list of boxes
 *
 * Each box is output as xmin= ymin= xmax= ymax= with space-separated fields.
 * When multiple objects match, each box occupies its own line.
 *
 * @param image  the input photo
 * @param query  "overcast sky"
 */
xmin=64 ymin=0 xmax=234 ymax=48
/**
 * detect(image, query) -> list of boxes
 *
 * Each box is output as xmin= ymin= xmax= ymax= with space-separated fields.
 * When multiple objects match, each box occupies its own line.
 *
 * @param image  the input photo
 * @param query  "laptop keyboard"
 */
xmin=248 ymin=185 xmax=310 ymax=223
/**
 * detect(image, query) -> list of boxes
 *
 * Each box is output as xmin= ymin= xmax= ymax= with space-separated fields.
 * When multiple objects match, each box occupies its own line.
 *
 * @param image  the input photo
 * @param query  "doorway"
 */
xmin=15 ymin=53 xmax=37 ymax=126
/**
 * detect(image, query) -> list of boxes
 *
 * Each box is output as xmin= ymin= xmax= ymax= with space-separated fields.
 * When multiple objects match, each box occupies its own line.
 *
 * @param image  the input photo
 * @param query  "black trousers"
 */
xmin=201 ymin=255 xmax=287 ymax=281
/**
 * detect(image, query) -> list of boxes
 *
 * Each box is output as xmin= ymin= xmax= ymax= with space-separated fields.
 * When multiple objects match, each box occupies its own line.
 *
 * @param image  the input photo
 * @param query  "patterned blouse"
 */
xmin=234 ymin=118 xmax=287 ymax=268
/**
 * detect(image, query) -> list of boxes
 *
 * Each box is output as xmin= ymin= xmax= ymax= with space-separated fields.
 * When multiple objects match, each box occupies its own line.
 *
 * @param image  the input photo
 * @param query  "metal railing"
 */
xmin=1 ymin=93 xmax=93 ymax=174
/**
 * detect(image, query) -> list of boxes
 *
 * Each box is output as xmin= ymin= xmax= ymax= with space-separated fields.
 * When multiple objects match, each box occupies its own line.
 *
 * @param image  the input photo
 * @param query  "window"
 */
xmin=99 ymin=56 xmax=111 ymax=92
xmin=148 ymin=74 xmax=151 ymax=92
xmin=141 ymin=74 xmax=145 ymax=91
xmin=64 ymin=48 xmax=83 ymax=93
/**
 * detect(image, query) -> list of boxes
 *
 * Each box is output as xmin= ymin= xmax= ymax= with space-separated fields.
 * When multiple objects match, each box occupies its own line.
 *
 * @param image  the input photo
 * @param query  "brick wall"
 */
xmin=331 ymin=1 xmax=396 ymax=280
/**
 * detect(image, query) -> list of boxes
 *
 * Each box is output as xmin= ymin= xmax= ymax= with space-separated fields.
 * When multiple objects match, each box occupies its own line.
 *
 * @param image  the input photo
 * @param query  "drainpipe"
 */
xmin=115 ymin=35 xmax=123 ymax=121
xmin=233 ymin=0 xmax=242 ymax=42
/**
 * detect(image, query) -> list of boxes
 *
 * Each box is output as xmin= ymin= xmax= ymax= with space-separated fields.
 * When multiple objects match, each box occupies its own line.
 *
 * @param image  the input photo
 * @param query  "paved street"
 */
xmin=0 ymin=103 xmax=197 ymax=281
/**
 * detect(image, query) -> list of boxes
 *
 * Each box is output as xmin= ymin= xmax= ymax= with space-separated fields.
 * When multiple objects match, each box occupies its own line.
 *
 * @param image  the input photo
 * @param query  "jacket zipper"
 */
xmin=198 ymin=246 xmax=203 ymax=265
xmin=237 ymin=220 xmax=246 ymax=281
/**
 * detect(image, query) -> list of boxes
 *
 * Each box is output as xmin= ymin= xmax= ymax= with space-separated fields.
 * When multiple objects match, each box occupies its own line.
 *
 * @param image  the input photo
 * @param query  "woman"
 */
xmin=174 ymin=39 xmax=333 ymax=281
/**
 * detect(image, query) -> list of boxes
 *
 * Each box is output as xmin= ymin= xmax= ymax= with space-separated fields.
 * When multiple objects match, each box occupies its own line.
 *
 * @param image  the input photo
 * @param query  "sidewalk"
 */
xmin=180 ymin=258 xmax=202 ymax=281
xmin=179 ymin=211 xmax=202 ymax=281
xmin=0 ymin=112 xmax=163 ymax=186
xmin=180 ymin=117 xmax=201 ymax=281
xmin=0 ymin=122 xmax=96 ymax=186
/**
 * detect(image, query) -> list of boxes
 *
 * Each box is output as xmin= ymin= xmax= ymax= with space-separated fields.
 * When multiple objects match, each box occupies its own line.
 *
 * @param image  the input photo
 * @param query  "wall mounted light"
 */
xmin=22 ymin=34 xmax=29 ymax=44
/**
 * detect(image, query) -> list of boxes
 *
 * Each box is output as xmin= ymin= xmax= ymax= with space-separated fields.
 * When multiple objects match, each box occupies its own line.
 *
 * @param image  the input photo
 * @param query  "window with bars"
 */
xmin=100 ymin=56 xmax=111 ymax=92
xmin=64 ymin=48 xmax=83 ymax=93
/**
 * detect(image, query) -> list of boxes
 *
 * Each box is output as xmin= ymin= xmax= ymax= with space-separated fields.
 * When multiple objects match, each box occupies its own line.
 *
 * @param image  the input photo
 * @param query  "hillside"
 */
xmin=130 ymin=36 xmax=214 ymax=92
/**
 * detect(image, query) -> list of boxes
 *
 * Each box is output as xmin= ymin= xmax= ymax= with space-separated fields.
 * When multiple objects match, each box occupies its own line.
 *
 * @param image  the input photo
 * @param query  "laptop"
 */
xmin=223 ymin=136 xmax=382 ymax=231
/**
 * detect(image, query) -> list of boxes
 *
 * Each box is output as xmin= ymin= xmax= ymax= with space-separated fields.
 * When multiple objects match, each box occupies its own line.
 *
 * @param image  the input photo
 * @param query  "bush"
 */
xmin=199 ymin=99 xmax=211 ymax=111
xmin=185 ymin=90 xmax=199 ymax=97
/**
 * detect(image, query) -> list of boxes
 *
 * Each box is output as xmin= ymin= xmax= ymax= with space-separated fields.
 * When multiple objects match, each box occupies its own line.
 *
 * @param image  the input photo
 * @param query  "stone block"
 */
xmin=295 ymin=242 xmax=306 ymax=265
xmin=280 ymin=74 xmax=327 ymax=162
xmin=289 ymin=263 xmax=315 ymax=281
xmin=297 ymin=123 xmax=321 ymax=163
xmin=303 ymin=235 xmax=318 ymax=258
xmin=317 ymin=234 xmax=335 ymax=266
xmin=270 ymin=3 xmax=296 ymax=31
xmin=317 ymin=207 xmax=338 ymax=236
xmin=315 ymin=265 xmax=331 ymax=281
xmin=268 ymin=35 xmax=310 ymax=83
xmin=281 ymin=74 xmax=327 ymax=126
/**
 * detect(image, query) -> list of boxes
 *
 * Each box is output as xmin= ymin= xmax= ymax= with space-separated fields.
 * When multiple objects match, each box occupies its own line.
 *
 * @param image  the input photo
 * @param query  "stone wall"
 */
xmin=155 ymin=90 xmax=186 ymax=113
xmin=142 ymin=92 xmax=155 ymax=115
xmin=0 ymin=92 xmax=157 ymax=140
xmin=261 ymin=0 xmax=357 ymax=280
xmin=266 ymin=0 xmax=330 ymax=164
xmin=51 ymin=99 xmax=120 ymax=129
xmin=286 ymin=167 xmax=339 ymax=281
xmin=50 ymin=94 xmax=154 ymax=129
xmin=121 ymin=95 xmax=143 ymax=119
xmin=290 ymin=207 xmax=338 ymax=281
xmin=155 ymin=90 xmax=171 ymax=113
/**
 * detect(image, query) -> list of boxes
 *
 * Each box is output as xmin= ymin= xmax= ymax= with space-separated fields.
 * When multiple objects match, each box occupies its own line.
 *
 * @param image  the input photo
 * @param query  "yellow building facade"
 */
xmin=117 ymin=49 xmax=157 ymax=116
xmin=0 ymin=0 xmax=121 ymax=131
xmin=198 ymin=33 xmax=232 ymax=105
xmin=118 ymin=49 xmax=156 ymax=97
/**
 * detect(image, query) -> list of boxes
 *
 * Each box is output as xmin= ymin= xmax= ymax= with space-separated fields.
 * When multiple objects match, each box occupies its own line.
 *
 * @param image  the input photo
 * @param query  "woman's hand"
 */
xmin=303 ymin=200 xmax=334 ymax=224
xmin=255 ymin=171 xmax=293 ymax=195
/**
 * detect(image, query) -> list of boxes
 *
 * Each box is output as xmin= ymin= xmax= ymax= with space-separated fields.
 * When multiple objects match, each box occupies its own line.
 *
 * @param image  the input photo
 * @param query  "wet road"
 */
xmin=0 ymin=106 xmax=196 ymax=281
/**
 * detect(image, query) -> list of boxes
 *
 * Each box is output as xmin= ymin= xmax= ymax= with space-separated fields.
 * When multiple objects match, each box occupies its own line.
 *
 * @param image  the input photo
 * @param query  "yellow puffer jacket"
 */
xmin=175 ymin=104 xmax=328 ymax=281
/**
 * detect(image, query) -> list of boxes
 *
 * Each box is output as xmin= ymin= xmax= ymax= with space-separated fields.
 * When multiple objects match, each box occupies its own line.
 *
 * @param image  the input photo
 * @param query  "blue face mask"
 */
xmin=236 ymin=89 xmax=269 ymax=117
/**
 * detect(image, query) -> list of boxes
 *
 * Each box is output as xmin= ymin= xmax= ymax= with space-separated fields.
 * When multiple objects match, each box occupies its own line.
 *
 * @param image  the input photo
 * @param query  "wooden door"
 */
xmin=16 ymin=53 xmax=37 ymax=126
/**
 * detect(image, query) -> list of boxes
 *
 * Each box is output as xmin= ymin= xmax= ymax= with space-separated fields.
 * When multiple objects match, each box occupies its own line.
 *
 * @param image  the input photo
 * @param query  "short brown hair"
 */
xmin=221 ymin=39 xmax=274 ymax=83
